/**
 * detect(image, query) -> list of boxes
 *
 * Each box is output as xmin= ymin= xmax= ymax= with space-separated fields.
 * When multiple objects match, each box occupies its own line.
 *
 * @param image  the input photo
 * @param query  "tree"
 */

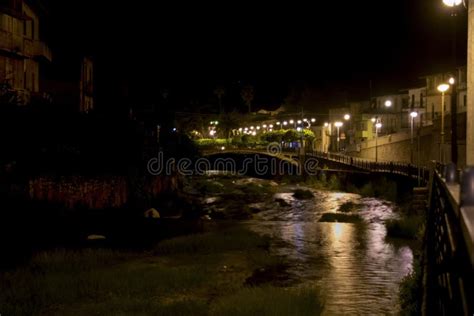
xmin=219 ymin=111 xmax=241 ymax=139
xmin=213 ymin=87 xmax=225 ymax=114
xmin=241 ymin=85 xmax=255 ymax=113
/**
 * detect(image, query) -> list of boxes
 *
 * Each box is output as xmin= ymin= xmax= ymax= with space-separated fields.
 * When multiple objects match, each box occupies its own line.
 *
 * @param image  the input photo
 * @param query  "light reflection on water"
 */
xmin=246 ymin=187 xmax=414 ymax=315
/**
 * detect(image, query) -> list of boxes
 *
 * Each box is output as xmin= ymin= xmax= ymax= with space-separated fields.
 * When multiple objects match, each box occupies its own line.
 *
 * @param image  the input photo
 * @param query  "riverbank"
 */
xmin=1 ymin=173 xmax=421 ymax=315
xmin=0 ymin=225 xmax=322 ymax=316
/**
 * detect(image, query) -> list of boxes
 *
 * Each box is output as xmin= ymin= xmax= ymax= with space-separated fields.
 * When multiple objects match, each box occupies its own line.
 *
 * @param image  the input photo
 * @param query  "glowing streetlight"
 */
xmin=448 ymin=77 xmax=455 ymax=85
xmin=334 ymin=121 xmax=343 ymax=151
xmin=296 ymin=127 xmax=302 ymax=132
xmin=250 ymin=126 xmax=254 ymax=130
xmin=303 ymin=118 xmax=308 ymax=122
xmin=385 ymin=100 xmax=392 ymax=107
xmin=251 ymin=131 xmax=256 ymax=136
xmin=297 ymin=120 xmax=302 ymax=124
xmin=269 ymin=124 xmax=273 ymax=128
xmin=442 ymin=0 xmax=462 ymax=7
xmin=371 ymin=117 xmax=376 ymax=123
xmin=344 ymin=114 xmax=351 ymax=121
xmin=283 ymin=121 xmax=288 ymax=126
xmin=410 ymin=111 xmax=418 ymax=163
xmin=262 ymin=124 xmax=267 ymax=128
xmin=324 ymin=122 xmax=329 ymax=127
xmin=311 ymin=118 xmax=316 ymax=123
xmin=437 ymin=83 xmax=450 ymax=162
xmin=289 ymin=120 xmax=294 ymax=124
xmin=256 ymin=126 xmax=261 ymax=130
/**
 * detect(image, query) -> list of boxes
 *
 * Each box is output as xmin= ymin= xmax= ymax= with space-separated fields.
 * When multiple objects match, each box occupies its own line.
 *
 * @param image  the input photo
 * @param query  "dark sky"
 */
xmin=43 ymin=0 xmax=468 ymax=111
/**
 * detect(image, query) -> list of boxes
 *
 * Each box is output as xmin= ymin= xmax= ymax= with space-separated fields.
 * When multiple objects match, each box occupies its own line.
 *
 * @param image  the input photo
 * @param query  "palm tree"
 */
xmin=241 ymin=85 xmax=255 ymax=113
xmin=213 ymin=87 xmax=226 ymax=114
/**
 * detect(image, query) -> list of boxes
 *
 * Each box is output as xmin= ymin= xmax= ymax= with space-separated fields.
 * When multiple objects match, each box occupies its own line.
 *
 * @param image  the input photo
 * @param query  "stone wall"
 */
xmin=28 ymin=175 xmax=179 ymax=209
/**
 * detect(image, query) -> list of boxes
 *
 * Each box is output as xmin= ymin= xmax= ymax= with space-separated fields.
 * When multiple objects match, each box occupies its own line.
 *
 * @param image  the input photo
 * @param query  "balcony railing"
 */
xmin=0 ymin=29 xmax=24 ymax=54
xmin=0 ymin=29 xmax=51 ymax=61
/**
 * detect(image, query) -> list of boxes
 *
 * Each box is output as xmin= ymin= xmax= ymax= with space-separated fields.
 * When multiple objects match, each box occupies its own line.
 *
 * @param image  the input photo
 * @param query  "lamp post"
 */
xmin=410 ymin=111 xmax=418 ymax=164
xmin=375 ymin=121 xmax=382 ymax=162
xmin=438 ymin=83 xmax=450 ymax=162
xmin=442 ymin=0 xmax=464 ymax=164
xmin=334 ymin=121 xmax=343 ymax=152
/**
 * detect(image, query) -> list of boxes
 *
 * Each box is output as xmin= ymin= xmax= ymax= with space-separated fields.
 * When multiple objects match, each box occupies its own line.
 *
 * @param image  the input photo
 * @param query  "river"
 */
xmin=198 ymin=175 xmax=415 ymax=315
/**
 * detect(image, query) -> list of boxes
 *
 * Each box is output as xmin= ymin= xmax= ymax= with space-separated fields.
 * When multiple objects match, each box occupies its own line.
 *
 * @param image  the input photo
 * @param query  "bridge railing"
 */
xmin=310 ymin=151 xmax=430 ymax=184
xmin=424 ymin=163 xmax=474 ymax=315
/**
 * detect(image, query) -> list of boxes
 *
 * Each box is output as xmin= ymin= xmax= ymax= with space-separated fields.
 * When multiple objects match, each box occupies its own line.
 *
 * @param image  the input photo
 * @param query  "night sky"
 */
xmin=43 ymin=0 xmax=468 ymax=112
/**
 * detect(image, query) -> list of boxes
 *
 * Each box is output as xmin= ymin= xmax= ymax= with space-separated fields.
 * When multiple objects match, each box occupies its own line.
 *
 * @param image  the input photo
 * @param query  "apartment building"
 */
xmin=0 ymin=0 xmax=51 ymax=105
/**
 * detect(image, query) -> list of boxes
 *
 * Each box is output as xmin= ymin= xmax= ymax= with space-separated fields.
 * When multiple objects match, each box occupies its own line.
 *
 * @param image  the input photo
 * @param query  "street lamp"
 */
xmin=344 ymin=114 xmax=351 ymax=121
xmin=385 ymin=100 xmax=392 ymax=108
xmin=438 ymin=83 xmax=450 ymax=162
xmin=410 ymin=111 xmax=419 ymax=163
xmin=442 ymin=0 xmax=462 ymax=6
xmin=311 ymin=118 xmax=316 ymax=123
xmin=283 ymin=121 xmax=288 ymax=126
xmin=334 ymin=121 xmax=343 ymax=151
xmin=442 ymin=0 xmax=464 ymax=164
xmin=375 ymin=121 xmax=382 ymax=162
xmin=324 ymin=122 xmax=329 ymax=127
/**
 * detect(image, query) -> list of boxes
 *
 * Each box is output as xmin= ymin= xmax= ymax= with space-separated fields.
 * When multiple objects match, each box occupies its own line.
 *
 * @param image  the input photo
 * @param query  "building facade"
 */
xmin=0 ymin=0 xmax=51 ymax=105
xmin=424 ymin=67 xmax=468 ymax=122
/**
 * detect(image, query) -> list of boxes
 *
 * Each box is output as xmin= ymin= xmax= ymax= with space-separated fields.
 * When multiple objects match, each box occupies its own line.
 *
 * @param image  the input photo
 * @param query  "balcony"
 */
xmin=24 ymin=38 xmax=52 ymax=62
xmin=0 ymin=29 xmax=51 ymax=61
xmin=0 ymin=29 xmax=24 ymax=55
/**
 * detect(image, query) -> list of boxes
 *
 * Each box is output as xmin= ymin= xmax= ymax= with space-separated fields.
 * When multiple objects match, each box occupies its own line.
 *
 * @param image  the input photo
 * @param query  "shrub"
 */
xmin=293 ymin=189 xmax=314 ymax=199
xmin=385 ymin=215 xmax=424 ymax=239
xmin=338 ymin=201 xmax=359 ymax=213
xmin=399 ymin=260 xmax=421 ymax=315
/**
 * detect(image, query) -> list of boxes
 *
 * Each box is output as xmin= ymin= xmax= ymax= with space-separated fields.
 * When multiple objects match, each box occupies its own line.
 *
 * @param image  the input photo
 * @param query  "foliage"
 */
xmin=293 ymin=189 xmax=314 ymax=200
xmin=338 ymin=201 xmax=359 ymax=213
xmin=385 ymin=215 xmax=424 ymax=240
xmin=195 ymin=138 xmax=229 ymax=149
xmin=261 ymin=129 xmax=286 ymax=143
xmin=399 ymin=259 xmax=421 ymax=315
xmin=260 ymin=129 xmax=314 ymax=144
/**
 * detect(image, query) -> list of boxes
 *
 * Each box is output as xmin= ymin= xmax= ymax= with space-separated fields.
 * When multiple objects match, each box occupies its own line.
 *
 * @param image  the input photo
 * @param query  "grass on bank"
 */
xmin=211 ymin=286 xmax=323 ymax=316
xmin=0 ymin=227 xmax=322 ymax=316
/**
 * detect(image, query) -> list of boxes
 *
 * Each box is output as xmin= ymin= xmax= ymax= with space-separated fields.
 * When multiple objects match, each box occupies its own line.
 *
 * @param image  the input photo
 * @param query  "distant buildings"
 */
xmin=0 ymin=0 xmax=51 ymax=105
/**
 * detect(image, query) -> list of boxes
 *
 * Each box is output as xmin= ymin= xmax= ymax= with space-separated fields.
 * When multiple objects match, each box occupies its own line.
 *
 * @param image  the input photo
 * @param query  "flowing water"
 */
xmin=241 ymin=184 xmax=414 ymax=315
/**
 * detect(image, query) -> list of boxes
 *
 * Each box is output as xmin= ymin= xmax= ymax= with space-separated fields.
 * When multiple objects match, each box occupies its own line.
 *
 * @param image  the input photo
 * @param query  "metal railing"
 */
xmin=310 ymin=151 xmax=431 ymax=184
xmin=424 ymin=163 xmax=474 ymax=315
